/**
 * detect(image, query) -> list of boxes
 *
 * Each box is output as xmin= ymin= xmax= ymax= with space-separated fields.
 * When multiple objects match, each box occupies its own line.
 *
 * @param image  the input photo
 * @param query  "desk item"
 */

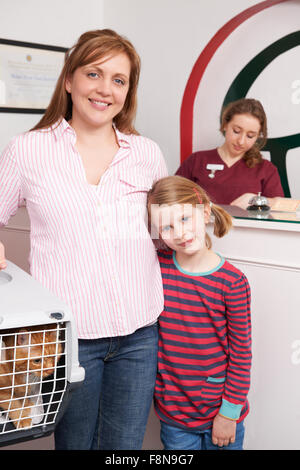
xmin=206 ymin=164 xmax=224 ymax=179
xmin=247 ymin=192 xmax=270 ymax=212
xmin=271 ymin=198 xmax=300 ymax=213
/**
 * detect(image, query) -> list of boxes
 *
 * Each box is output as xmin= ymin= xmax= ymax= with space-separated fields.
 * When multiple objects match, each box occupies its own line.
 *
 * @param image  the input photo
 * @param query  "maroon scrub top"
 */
xmin=176 ymin=148 xmax=284 ymax=205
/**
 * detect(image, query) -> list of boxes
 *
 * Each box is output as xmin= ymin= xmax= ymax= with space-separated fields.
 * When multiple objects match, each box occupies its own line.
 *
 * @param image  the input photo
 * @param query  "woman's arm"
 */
xmin=0 ymin=141 xmax=23 ymax=226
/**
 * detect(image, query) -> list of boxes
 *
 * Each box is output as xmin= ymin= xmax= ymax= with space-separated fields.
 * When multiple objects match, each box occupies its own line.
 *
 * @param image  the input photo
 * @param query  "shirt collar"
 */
xmin=48 ymin=118 xmax=75 ymax=141
xmin=113 ymin=126 xmax=131 ymax=149
xmin=48 ymin=118 xmax=131 ymax=149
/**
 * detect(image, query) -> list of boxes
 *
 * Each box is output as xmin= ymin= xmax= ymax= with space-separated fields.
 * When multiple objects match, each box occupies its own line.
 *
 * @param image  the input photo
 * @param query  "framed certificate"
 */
xmin=0 ymin=38 xmax=67 ymax=113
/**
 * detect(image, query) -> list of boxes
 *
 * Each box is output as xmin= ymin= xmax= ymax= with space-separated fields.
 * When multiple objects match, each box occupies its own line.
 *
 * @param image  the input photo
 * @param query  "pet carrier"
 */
xmin=0 ymin=261 xmax=85 ymax=447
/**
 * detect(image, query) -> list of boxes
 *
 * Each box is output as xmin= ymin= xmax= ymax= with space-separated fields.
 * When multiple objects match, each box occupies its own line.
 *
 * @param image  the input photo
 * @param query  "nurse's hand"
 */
xmin=230 ymin=193 xmax=256 ymax=210
xmin=0 ymin=241 xmax=7 ymax=269
xmin=267 ymin=196 xmax=283 ymax=209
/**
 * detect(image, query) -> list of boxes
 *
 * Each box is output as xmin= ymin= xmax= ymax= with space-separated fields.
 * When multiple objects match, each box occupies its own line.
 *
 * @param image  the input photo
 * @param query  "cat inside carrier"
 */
xmin=0 ymin=261 xmax=85 ymax=447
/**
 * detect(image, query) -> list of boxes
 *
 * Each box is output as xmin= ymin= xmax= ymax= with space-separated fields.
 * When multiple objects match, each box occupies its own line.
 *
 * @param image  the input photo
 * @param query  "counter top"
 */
xmin=220 ymin=205 xmax=300 ymax=232
xmin=2 ymin=205 xmax=300 ymax=234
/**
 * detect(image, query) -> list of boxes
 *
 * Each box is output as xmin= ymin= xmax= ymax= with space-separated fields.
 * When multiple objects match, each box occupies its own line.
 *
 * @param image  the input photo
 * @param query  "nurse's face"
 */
xmin=65 ymin=52 xmax=131 ymax=130
xmin=223 ymin=113 xmax=261 ymax=158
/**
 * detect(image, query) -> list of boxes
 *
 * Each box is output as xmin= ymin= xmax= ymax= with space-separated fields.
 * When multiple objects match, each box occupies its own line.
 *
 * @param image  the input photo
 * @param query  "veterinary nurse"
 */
xmin=176 ymin=98 xmax=284 ymax=209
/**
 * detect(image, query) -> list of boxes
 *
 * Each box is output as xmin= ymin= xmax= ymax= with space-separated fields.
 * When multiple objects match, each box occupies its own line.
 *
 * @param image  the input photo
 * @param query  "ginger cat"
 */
xmin=0 ymin=325 xmax=62 ymax=429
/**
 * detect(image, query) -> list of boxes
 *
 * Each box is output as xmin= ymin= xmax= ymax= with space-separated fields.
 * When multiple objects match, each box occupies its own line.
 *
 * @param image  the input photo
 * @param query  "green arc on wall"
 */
xmin=222 ymin=31 xmax=300 ymax=197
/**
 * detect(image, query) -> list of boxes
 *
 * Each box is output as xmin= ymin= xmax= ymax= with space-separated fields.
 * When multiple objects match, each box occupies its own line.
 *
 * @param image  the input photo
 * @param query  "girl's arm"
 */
xmin=211 ymin=274 xmax=251 ymax=447
xmin=220 ymin=274 xmax=252 ymax=420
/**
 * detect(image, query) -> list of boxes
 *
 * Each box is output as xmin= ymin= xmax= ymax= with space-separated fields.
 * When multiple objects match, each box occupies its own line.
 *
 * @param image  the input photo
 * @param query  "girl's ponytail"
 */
xmin=210 ymin=203 xmax=232 ymax=238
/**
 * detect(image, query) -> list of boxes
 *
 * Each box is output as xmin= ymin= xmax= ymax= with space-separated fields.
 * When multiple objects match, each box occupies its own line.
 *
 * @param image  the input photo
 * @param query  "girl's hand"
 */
xmin=0 ymin=241 xmax=7 ymax=269
xmin=212 ymin=413 xmax=236 ymax=447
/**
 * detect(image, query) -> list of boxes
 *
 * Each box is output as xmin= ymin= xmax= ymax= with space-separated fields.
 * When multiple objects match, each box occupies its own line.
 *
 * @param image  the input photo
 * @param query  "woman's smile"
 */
xmin=88 ymin=98 xmax=111 ymax=110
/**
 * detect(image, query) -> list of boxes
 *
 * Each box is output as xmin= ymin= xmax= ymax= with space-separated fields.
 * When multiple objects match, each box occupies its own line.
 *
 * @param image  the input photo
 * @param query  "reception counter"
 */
xmin=208 ymin=206 xmax=300 ymax=450
xmin=1 ymin=206 xmax=300 ymax=449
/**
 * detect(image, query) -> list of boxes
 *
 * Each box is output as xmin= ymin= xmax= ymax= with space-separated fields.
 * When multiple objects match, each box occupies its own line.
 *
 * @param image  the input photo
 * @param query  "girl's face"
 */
xmin=150 ymin=203 xmax=211 ymax=255
xmin=223 ymin=113 xmax=261 ymax=158
xmin=65 ymin=52 xmax=131 ymax=130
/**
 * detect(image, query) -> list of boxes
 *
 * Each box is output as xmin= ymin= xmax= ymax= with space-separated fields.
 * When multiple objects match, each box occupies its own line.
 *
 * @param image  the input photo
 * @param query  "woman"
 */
xmin=176 ymin=98 xmax=284 ymax=209
xmin=0 ymin=29 xmax=168 ymax=449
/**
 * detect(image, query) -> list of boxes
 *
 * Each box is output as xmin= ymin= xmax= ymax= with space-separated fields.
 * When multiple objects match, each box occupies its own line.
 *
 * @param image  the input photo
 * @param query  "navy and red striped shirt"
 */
xmin=154 ymin=250 xmax=252 ymax=430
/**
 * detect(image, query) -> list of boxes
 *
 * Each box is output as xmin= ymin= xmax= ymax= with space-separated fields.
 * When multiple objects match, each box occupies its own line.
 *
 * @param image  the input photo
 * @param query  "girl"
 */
xmin=176 ymin=98 xmax=284 ymax=209
xmin=0 ymin=29 xmax=168 ymax=449
xmin=147 ymin=175 xmax=251 ymax=450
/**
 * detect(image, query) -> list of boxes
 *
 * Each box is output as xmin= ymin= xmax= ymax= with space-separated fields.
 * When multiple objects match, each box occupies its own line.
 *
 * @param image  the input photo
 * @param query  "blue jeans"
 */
xmin=160 ymin=420 xmax=245 ymax=450
xmin=54 ymin=323 xmax=158 ymax=450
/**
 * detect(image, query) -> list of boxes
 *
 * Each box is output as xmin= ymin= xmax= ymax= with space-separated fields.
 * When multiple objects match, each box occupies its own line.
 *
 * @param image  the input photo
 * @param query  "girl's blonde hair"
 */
xmin=147 ymin=175 xmax=232 ymax=249
xmin=31 ymin=29 xmax=141 ymax=134
xmin=220 ymin=98 xmax=267 ymax=168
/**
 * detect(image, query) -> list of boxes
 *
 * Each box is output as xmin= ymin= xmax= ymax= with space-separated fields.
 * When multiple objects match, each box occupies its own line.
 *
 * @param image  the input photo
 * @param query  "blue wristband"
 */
xmin=219 ymin=398 xmax=243 ymax=420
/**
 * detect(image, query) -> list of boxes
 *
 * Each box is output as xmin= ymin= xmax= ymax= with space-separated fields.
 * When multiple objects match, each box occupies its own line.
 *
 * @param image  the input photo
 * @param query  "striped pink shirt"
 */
xmin=0 ymin=119 xmax=168 ymax=339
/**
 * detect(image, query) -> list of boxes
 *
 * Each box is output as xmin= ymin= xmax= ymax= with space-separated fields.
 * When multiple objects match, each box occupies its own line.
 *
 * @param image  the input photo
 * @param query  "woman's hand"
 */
xmin=0 ymin=241 xmax=7 ymax=269
xmin=230 ymin=193 xmax=256 ymax=210
xmin=212 ymin=413 xmax=236 ymax=447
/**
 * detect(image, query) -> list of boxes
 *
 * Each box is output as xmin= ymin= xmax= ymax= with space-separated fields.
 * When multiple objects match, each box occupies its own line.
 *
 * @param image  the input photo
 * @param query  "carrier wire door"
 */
xmin=0 ymin=261 xmax=84 ymax=447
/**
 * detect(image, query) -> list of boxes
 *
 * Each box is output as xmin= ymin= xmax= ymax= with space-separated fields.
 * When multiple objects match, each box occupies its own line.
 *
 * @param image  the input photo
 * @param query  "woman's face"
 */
xmin=223 ymin=113 xmax=261 ymax=158
xmin=65 ymin=52 xmax=131 ymax=130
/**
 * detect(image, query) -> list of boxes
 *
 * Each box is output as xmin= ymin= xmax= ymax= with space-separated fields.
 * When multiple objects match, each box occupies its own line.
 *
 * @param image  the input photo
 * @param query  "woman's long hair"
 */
xmin=31 ymin=29 xmax=141 ymax=135
xmin=220 ymin=98 xmax=267 ymax=168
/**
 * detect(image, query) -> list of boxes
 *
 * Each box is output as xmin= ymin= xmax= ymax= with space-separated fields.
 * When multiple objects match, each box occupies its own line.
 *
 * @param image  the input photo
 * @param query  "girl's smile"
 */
xmin=178 ymin=238 xmax=194 ymax=248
